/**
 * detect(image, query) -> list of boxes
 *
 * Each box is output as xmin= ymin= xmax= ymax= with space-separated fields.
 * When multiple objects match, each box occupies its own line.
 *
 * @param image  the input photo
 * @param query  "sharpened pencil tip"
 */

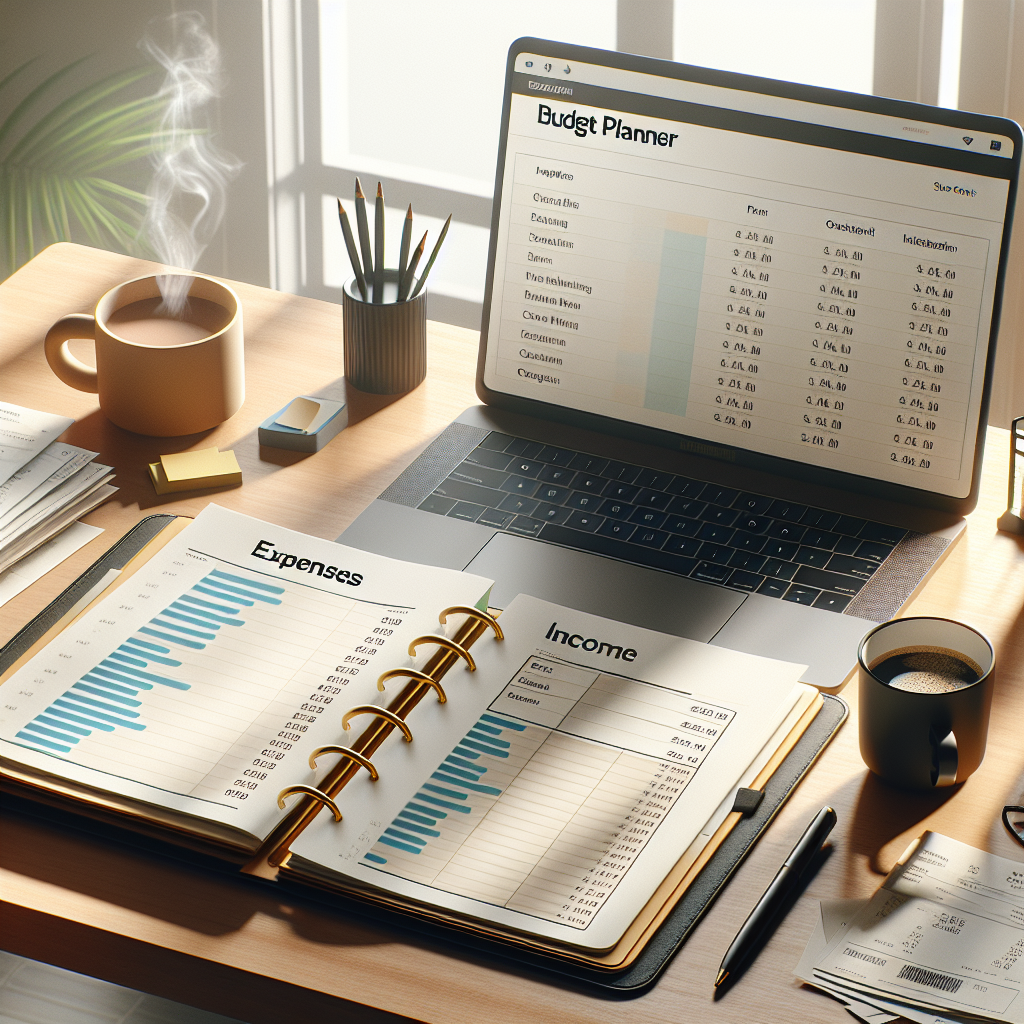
xmin=355 ymin=178 xmax=364 ymax=199
xmin=377 ymin=181 xmax=383 ymax=198
xmin=406 ymin=204 xmax=413 ymax=217
xmin=715 ymin=969 xmax=728 ymax=988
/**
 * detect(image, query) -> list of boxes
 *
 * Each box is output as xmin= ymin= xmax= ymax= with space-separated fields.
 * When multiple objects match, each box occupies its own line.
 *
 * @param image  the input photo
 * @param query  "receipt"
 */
xmin=812 ymin=834 xmax=1024 ymax=1023
xmin=0 ymin=404 xmax=74 ymax=488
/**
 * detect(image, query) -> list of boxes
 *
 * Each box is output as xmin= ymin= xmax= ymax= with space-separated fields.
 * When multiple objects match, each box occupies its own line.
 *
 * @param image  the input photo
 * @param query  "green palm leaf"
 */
xmin=0 ymin=58 xmax=175 ymax=278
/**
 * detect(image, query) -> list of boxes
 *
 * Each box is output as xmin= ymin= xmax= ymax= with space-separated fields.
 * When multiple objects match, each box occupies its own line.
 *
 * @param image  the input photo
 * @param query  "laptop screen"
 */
xmin=479 ymin=40 xmax=1020 ymax=508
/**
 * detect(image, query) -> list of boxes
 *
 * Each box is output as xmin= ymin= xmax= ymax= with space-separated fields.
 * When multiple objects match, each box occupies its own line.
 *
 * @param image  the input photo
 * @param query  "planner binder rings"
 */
xmin=0 ymin=514 xmax=847 ymax=992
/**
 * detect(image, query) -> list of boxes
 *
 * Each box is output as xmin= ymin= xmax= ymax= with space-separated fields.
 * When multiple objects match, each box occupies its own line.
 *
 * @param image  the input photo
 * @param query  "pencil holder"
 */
xmin=343 ymin=270 xmax=426 ymax=395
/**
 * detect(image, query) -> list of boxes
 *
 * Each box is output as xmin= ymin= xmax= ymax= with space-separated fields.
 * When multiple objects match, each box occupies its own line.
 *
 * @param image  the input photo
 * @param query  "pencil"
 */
xmin=354 ymin=178 xmax=373 ymax=283
xmin=398 ymin=204 xmax=413 ymax=293
xmin=337 ymin=199 xmax=367 ymax=300
xmin=408 ymin=214 xmax=451 ymax=299
xmin=399 ymin=230 xmax=427 ymax=301
xmin=373 ymin=182 xmax=385 ymax=303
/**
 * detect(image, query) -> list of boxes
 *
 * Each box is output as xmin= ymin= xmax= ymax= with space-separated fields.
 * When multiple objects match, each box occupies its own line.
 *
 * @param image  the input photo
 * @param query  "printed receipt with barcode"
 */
xmin=812 ymin=832 xmax=1024 ymax=1022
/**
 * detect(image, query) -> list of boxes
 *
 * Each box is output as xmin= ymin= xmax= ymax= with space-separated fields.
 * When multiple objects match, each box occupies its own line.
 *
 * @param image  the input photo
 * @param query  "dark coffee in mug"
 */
xmin=868 ymin=645 xmax=982 ymax=694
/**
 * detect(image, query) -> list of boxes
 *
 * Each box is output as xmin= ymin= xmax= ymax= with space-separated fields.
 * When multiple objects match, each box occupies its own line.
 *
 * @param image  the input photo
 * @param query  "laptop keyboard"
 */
xmin=416 ymin=431 xmax=906 ymax=614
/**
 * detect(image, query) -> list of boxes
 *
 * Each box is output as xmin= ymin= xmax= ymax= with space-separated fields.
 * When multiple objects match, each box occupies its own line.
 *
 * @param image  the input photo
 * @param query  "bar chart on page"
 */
xmin=12 ymin=564 xmax=407 ymax=808
xmin=363 ymin=651 xmax=735 ymax=929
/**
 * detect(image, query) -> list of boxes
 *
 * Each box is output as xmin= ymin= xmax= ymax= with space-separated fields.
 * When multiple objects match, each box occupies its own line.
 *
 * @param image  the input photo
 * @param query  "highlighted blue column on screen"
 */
xmin=644 ymin=230 xmax=707 ymax=418
xmin=14 ymin=568 xmax=283 ymax=755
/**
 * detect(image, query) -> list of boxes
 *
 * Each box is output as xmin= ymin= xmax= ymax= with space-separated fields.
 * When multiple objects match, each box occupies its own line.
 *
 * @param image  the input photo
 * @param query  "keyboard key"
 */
xmin=507 ymin=458 xmax=542 ymax=478
xmin=767 ymin=500 xmax=808 ymax=523
xmin=477 ymin=507 xmax=516 ymax=528
xmin=603 ymin=461 xmax=641 ymax=483
xmin=701 ymin=506 xmax=740 ymax=527
xmin=498 ymin=493 xmax=538 ymax=516
xmin=500 ymin=475 xmax=540 ymax=497
xmin=856 ymin=540 xmax=896 ymax=563
xmin=813 ymin=592 xmax=852 ymax=612
xmin=833 ymin=535 xmax=862 ymax=555
xmin=418 ymin=494 xmax=455 ymax=515
xmin=664 ymin=535 xmax=700 ymax=557
xmin=802 ymin=509 xmax=840 ymax=531
xmin=538 ymin=464 xmax=576 ymax=485
xmin=634 ymin=489 xmax=672 ymax=511
xmin=507 ymin=515 xmax=544 ymax=537
xmin=629 ymin=507 xmax=667 ymax=529
xmin=537 ymin=445 xmax=574 ymax=466
xmin=465 ymin=448 xmax=513 ymax=471
xmin=505 ymin=439 xmax=544 ymax=458
xmin=762 ymin=540 xmax=798 ymax=561
xmin=727 ymin=570 xmax=764 ymax=592
xmin=668 ymin=496 xmax=707 ymax=517
xmin=573 ymin=474 xmax=609 ymax=494
xmin=793 ymin=546 xmax=831 ymax=568
xmin=692 ymin=561 xmax=731 ymax=583
xmin=833 ymin=514 xmax=867 ymax=536
xmin=604 ymin=482 xmax=639 ymax=502
xmin=450 ymin=463 xmax=509 ymax=489
xmin=534 ymin=484 xmax=571 ymax=504
xmin=732 ymin=492 xmax=773 ymax=515
xmin=664 ymin=516 xmax=701 ymax=536
xmin=599 ymin=499 xmax=636 ymax=520
xmin=700 ymin=484 xmax=739 ymax=506
xmin=826 ymin=553 xmax=879 ymax=578
xmin=598 ymin=520 xmax=636 ymax=541
xmin=479 ymin=431 xmax=514 ymax=452
xmin=538 ymin=523 xmax=698 ymax=577
xmin=566 ymin=491 xmax=603 ymax=511
xmin=783 ymin=585 xmax=820 ymax=605
xmin=447 ymin=502 xmax=485 ymax=521
xmin=635 ymin=468 xmax=674 ymax=490
xmin=568 ymin=453 xmax=608 ymax=474
xmin=728 ymin=550 xmax=766 ymax=573
xmin=734 ymin=514 xmax=770 ymax=533
xmin=801 ymin=529 xmax=839 ymax=550
xmin=632 ymin=527 xmax=668 ymax=548
xmin=698 ymin=542 xmax=732 ymax=564
xmin=435 ymin=479 xmax=504 ymax=506
xmin=565 ymin=510 xmax=603 ymax=532
xmin=698 ymin=522 xmax=735 ymax=545
xmin=793 ymin=565 xmax=865 ymax=596
xmin=761 ymin=558 xmax=798 ymax=580
xmin=757 ymin=577 xmax=789 ymax=598
xmin=667 ymin=477 xmax=704 ymax=497
xmin=532 ymin=502 xmax=571 ymax=524
xmin=859 ymin=522 xmax=907 ymax=545
xmin=732 ymin=530 xmax=767 ymax=552
xmin=767 ymin=520 xmax=806 ymax=542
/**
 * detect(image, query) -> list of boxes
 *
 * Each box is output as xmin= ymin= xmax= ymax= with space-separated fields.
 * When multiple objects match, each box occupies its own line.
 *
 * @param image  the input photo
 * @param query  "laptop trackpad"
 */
xmin=466 ymin=534 xmax=744 ymax=643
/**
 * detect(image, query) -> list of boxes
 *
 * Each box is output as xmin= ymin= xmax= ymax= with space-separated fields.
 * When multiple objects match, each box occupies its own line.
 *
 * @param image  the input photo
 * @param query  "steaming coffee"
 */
xmin=868 ymin=646 xmax=982 ymax=694
xmin=107 ymin=296 xmax=231 ymax=347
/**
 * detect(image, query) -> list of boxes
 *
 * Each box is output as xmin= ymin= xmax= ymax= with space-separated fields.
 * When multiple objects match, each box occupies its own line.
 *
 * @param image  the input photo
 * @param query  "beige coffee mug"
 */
xmin=44 ymin=272 xmax=244 ymax=437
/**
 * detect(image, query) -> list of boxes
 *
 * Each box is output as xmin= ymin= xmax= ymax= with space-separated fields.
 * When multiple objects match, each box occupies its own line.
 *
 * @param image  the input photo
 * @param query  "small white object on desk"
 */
xmin=0 ymin=520 xmax=103 ymax=608
xmin=258 ymin=396 xmax=348 ymax=452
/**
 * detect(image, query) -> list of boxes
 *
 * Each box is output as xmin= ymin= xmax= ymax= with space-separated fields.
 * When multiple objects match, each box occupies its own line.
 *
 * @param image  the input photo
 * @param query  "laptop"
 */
xmin=340 ymin=38 xmax=1021 ymax=690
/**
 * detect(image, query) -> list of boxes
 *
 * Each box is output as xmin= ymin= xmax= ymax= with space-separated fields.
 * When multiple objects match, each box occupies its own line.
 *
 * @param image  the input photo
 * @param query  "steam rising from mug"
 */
xmin=140 ymin=13 xmax=241 ymax=316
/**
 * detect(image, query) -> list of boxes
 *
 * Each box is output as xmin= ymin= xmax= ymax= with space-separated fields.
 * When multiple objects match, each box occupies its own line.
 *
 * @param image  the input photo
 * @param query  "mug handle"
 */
xmin=930 ymin=728 xmax=958 ymax=787
xmin=44 ymin=314 xmax=99 ymax=393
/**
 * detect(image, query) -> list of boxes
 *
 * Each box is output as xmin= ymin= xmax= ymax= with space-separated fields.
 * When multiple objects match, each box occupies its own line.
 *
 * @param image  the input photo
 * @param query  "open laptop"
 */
xmin=340 ymin=38 xmax=1021 ymax=689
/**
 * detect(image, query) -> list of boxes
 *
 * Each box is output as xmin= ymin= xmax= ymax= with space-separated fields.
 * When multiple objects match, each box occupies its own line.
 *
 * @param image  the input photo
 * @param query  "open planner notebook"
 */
xmin=0 ymin=505 xmax=826 ymax=971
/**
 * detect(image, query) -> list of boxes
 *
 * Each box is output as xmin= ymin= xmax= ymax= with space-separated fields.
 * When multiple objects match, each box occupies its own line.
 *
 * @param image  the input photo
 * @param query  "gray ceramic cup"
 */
xmin=858 ymin=617 xmax=995 ymax=790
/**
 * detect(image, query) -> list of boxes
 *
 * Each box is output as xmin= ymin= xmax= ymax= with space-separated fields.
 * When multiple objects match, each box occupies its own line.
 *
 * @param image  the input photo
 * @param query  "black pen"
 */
xmin=715 ymin=805 xmax=837 ymax=990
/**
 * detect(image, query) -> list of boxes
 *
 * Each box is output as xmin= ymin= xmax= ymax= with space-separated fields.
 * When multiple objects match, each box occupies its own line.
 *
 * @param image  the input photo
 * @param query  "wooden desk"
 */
xmin=2 ymin=244 xmax=1022 ymax=1024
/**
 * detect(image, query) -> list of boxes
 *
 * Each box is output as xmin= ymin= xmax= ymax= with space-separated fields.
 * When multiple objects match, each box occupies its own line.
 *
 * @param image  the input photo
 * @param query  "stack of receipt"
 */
xmin=796 ymin=832 xmax=1024 ymax=1024
xmin=0 ymin=403 xmax=117 ymax=574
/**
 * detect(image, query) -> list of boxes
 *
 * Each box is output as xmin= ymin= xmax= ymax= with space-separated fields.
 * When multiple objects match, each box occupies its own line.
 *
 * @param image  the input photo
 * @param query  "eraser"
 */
xmin=149 ymin=448 xmax=242 ymax=494
xmin=258 ymin=396 xmax=347 ymax=452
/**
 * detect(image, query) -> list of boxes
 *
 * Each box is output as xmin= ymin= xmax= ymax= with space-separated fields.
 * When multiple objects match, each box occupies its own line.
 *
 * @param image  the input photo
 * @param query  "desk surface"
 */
xmin=2 ymin=244 xmax=1022 ymax=1024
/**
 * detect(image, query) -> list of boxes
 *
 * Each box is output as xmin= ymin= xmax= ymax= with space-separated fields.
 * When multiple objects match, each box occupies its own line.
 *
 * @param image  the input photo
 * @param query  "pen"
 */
xmin=408 ymin=214 xmax=451 ymax=299
xmin=337 ymin=199 xmax=367 ymax=301
xmin=373 ymin=181 xmax=385 ymax=303
xmin=354 ymin=178 xmax=373 ymax=284
xmin=398 ymin=231 xmax=427 ymax=301
xmin=397 ymin=203 xmax=413 ymax=293
xmin=715 ymin=805 xmax=837 ymax=990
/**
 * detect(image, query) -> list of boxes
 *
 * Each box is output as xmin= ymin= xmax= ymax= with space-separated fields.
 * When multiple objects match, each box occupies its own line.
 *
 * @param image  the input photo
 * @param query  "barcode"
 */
xmin=896 ymin=964 xmax=963 ymax=993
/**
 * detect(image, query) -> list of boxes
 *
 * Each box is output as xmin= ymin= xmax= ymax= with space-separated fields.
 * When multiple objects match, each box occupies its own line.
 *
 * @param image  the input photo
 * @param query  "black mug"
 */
xmin=858 ymin=617 xmax=995 ymax=790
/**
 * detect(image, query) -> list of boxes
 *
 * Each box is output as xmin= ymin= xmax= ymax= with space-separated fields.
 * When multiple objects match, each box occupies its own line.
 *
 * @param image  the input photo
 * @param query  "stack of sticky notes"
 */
xmin=148 ymin=448 xmax=242 ymax=495
xmin=258 ymin=396 xmax=347 ymax=453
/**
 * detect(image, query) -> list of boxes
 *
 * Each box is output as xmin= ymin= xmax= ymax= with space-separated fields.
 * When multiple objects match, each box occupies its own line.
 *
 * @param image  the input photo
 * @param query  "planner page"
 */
xmin=0 ymin=505 xmax=491 ymax=841
xmin=290 ymin=595 xmax=806 ymax=951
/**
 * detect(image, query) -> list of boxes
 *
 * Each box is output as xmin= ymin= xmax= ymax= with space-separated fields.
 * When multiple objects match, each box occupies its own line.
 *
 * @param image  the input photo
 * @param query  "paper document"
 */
xmin=0 ymin=521 xmax=103 ymax=608
xmin=0 ymin=403 xmax=74 ymax=487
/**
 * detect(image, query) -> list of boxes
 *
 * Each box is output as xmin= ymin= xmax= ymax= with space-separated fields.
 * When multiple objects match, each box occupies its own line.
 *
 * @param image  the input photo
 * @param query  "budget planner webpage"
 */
xmin=482 ymin=58 xmax=1013 ymax=499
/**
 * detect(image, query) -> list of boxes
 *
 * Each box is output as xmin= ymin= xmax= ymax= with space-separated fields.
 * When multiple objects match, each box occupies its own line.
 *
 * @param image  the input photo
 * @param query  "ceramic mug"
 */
xmin=44 ymin=272 xmax=244 ymax=437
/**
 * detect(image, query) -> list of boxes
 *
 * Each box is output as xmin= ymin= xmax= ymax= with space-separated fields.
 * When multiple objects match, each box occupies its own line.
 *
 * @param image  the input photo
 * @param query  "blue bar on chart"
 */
xmin=15 ymin=568 xmax=284 ymax=755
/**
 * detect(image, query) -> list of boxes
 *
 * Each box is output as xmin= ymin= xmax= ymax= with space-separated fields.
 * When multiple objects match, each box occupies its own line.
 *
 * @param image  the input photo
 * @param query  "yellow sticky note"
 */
xmin=160 ymin=447 xmax=226 ymax=482
xmin=149 ymin=448 xmax=242 ymax=494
